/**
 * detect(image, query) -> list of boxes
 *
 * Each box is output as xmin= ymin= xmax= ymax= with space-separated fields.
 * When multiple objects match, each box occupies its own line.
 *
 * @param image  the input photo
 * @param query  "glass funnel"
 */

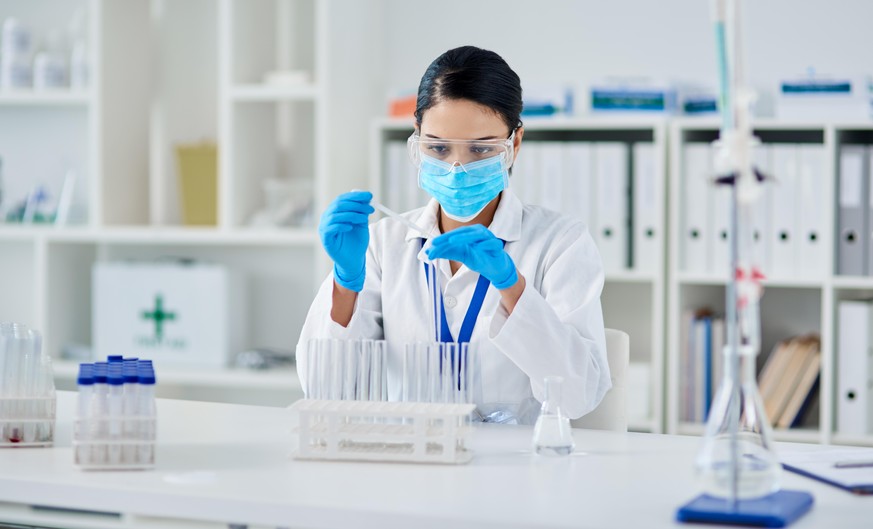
xmin=695 ymin=344 xmax=781 ymax=499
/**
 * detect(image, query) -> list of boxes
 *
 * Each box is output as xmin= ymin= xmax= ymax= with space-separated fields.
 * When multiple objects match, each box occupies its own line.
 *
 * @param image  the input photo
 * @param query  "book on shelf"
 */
xmin=757 ymin=334 xmax=821 ymax=429
xmin=679 ymin=308 xmax=722 ymax=423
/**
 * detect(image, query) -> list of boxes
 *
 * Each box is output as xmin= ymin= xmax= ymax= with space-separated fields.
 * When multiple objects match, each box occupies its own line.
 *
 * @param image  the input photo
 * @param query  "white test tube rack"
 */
xmin=72 ymin=415 xmax=156 ymax=470
xmin=0 ymin=395 xmax=56 ymax=447
xmin=292 ymin=400 xmax=476 ymax=465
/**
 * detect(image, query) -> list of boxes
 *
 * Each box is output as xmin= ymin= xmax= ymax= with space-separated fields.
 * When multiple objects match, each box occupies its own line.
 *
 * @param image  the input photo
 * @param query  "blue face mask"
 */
xmin=418 ymin=154 xmax=509 ymax=222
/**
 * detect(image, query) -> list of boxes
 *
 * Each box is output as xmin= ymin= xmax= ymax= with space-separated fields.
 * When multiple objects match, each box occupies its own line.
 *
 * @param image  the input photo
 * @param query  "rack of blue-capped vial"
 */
xmin=0 ymin=322 xmax=56 ymax=447
xmin=73 ymin=356 xmax=156 ymax=470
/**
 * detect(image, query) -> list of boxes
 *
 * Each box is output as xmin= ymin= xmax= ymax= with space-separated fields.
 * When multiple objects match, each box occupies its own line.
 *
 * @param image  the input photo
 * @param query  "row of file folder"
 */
xmin=511 ymin=141 xmax=662 ymax=274
xmin=682 ymin=142 xmax=828 ymax=279
xmin=837 ymin=145 xmax=873 ymax=276
xmin=837 ymin=300 xmax=873 ymax=436
xmin=383 ymin=140 xmax=661 ymax=275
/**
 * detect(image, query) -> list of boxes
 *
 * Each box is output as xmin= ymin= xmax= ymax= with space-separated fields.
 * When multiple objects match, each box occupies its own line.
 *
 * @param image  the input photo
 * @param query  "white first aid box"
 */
xmin=92 ymin=261 xmax=245 ymax=368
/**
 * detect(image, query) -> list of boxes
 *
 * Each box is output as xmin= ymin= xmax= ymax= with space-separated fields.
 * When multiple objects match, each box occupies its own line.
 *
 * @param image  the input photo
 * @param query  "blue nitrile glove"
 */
xmin=318 ymin=191 xmax=374 ymax=292
xmin=425 ymin=225 xmax=518 ymax=290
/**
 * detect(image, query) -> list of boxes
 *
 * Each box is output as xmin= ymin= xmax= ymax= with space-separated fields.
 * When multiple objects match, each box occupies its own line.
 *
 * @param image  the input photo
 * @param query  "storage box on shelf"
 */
xmin=371 ymin=116 xmax=668 ymax=433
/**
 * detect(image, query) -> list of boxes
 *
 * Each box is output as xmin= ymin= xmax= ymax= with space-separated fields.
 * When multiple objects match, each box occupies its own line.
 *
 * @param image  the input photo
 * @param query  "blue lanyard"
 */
xmin=420 ymin=239 xmax=494 ymax=344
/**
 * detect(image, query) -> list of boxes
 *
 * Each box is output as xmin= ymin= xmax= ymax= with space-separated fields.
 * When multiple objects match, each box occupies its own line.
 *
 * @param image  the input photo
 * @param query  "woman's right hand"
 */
xmin=318 ymin=191 xmax=374 ymax=292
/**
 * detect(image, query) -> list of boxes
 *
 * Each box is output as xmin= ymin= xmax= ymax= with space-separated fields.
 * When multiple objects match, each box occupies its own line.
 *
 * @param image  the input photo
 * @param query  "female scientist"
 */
xmin=298 ymin=45 xmax=610 ymax=424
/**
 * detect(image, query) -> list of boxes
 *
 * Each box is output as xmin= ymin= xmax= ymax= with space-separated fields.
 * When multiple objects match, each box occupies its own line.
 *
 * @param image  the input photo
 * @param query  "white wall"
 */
xmin=326 ymin=0 xmax=873 ymax=193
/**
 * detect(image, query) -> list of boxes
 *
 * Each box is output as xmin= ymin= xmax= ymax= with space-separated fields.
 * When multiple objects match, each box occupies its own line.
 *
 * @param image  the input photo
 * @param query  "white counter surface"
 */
xmin=0 ymin=392 xmax=869 ymax=528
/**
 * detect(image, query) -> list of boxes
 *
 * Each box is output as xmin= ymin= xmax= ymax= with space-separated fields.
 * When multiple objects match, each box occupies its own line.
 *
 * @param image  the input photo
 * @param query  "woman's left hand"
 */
xmin=425 ymin=225 xmax=518 ymax=290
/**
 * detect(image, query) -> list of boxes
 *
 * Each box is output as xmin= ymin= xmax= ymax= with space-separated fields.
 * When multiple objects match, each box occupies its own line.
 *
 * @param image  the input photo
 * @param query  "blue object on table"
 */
xmin=676 ymin=490 xmax=814 ymax=527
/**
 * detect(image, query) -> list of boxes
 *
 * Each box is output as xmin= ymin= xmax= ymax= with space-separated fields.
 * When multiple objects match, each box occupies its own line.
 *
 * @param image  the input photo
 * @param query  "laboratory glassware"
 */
xmin=532 ymin=376 xmax=575 ymax=456
xmin=695 ymin=345 xmax=781 ymax=498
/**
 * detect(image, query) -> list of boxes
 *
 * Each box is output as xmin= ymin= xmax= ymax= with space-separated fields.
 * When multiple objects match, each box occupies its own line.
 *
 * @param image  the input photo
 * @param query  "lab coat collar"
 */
xmin=405 ymin=189 xmax=524 ymax=247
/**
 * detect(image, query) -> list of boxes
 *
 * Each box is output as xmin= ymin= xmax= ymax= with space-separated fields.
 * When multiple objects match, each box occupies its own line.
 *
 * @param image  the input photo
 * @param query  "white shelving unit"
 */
xmin=370 ymin=117 xmax=668 ymax=433
xmin=668 ymin=117 xmax=873 ymax=447
xmin=0 ymin=0 xmax=329 ymax=404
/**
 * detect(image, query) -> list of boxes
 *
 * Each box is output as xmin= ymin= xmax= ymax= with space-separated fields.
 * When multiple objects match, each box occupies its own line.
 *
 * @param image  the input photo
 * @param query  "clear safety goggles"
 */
xmin=407 ymin=131 xmax=516 ymax=174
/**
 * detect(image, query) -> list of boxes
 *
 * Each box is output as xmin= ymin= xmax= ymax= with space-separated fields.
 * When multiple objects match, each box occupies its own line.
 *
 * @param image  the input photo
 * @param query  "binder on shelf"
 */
xmin=593 ymin=142 xmax=630 ymax=272
xmin=509 ymin=140 xmax=531 ymax=203
xmin=632 ymin=142 xmax=660 ymax=274
xmin=517 ymin=142 xmax=543 ymax=206
xmin=797 ymin=145 xmax=827 ymax=278
xmin=837 ymin=145 xmax=867 ymax=276
xmin=538 ymin=142 xmax=564 ymax=213
xmin=562 ymin=142 xmax=595 ymax=229
xmin=752 ymin=145 xmax=773 ymax=274
xmin=710 ymin=177 xmax=731 ymax=277
xmin=867 ymin=148 xmax=873 ymax=276
xmin=837 ymin=300 xmax=873 ymax=436
xmin=682 ymin=144 xmax=712 ymax=274
xmin=769 ymin=144 xmax=800 ymax=278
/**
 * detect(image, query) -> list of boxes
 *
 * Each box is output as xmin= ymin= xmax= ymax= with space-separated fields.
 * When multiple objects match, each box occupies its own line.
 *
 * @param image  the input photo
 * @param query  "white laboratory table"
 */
xmin=0 ymin=392 xmax=870 ymax=529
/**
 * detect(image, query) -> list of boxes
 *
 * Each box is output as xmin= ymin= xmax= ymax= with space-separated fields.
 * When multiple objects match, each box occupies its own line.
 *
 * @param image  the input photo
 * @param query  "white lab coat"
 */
xmin=297 ymin=189 xmax=611 ymax=424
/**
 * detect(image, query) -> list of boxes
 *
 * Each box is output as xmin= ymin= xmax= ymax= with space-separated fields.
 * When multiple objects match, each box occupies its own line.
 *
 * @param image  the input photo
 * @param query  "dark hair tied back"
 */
xmin=414 ymin=45 xmax=523 ymax=134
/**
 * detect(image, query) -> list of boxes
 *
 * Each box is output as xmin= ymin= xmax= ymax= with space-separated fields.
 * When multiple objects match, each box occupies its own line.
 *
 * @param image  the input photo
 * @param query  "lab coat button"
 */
xmin=444 ymin=295 xmax=458 ymax=308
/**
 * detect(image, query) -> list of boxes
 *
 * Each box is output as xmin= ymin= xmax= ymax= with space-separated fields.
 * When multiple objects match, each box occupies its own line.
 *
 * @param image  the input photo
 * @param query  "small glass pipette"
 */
xmin=371 ymin=200 xmax=430 ymax=238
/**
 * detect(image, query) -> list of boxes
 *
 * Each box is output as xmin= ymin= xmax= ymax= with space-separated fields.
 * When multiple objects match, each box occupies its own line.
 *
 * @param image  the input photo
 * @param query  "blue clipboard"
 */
xmin=783 ymin=463 xmax=873 ymax=496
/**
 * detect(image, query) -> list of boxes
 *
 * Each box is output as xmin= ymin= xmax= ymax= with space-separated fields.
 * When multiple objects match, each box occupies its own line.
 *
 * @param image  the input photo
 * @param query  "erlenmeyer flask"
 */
xmin=696 ymin=345 xmax=781 ymax=498
xmin=532 ymin=376 xmax=575 ymax=456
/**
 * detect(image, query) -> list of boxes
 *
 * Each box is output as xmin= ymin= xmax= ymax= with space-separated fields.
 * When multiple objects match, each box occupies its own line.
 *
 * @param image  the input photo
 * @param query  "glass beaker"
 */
xmin=532 ymin=376 xmax=575 ymax=456
xmin=695 ymin=345 xmax=781 ymax=499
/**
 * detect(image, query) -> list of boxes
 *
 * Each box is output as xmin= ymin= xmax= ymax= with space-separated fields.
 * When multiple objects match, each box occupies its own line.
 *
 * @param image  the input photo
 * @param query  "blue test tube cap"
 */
xmin=123 ymin=366 xmax=139 ymax=383
xmin=77 ymin=364 xmax=95 ymax=385
xmin=107 ymin=355 xmax=124 ymax=363
xmin=138 ymin=370 xmax=156 ymax=385
xmin=108 ymin=370 xmax=124 ymax=386
xmin=93 ymin=368 xmax=108 ymax=384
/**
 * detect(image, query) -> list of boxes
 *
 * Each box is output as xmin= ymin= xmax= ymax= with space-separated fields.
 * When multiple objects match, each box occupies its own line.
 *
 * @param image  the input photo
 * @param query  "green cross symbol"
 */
xmin=141 ymin=294 xmax=177 ymax=341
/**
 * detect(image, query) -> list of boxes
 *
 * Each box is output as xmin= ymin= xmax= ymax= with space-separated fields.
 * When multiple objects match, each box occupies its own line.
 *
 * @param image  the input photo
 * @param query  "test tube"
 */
xmin=22 ymin=328 xmax=40 ymax=442
xmin=371 ymin=341 xmax=386 ymax=402
xmin=428 ymin=342 xmax=442 ymax=403
xmin=107 ymin=366 xmax=124 ymax=465
xmin=7 ymin=324 xmax=28 ymax=443
xmin=329 ymin=339 xmax=343 ymax=401
xmin=0 ymin=324 xmax=9 ymax=442
xmin=34 ymin=336 xmax=54 ymax=442
xmin=311 ymin=339 xmax=325 ymax=400
xmin=76 ymin=364 xmax=93 ymax=465
xmin=342 ymin=340 xmax=358 ymax=401
xmin=91 ymin=362 xmax=108 ymax=464
xmin=402 ymin=344 xmax=417 ymax=403
xmin=122 ymin=360 xmax=139 ymax=463
xmin=137 ymin=363 xmax=156 ymax=465
xmin=357 ymin=340 xmax=372 ymax=401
